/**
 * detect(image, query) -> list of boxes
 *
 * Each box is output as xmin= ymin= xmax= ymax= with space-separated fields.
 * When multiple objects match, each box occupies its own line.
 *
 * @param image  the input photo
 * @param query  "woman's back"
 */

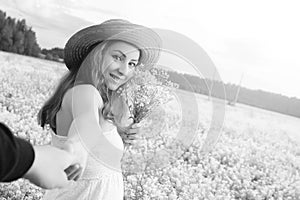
xmin=43 ymin=85 xmax=124 ymax=200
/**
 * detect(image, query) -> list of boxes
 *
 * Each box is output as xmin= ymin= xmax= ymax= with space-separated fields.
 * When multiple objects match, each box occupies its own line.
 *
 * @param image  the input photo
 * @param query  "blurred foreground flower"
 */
xmin=118 ymin=65 xmax=178 ymax=124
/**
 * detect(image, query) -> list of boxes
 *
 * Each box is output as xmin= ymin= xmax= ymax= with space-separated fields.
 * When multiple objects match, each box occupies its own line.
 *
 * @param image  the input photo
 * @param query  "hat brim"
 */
xmin=64 ymin=19 xmax=162 ymax=70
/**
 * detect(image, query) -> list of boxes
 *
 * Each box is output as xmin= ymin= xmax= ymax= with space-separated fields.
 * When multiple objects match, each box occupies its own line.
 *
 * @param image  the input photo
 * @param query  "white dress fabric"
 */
xmin=43 ymin=126 xmax=125 ymax=200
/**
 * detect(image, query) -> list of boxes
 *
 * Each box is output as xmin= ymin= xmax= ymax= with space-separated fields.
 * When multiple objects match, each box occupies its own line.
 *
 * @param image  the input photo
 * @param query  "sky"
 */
xmin=0 ymin=0 xmax=299 ymax=98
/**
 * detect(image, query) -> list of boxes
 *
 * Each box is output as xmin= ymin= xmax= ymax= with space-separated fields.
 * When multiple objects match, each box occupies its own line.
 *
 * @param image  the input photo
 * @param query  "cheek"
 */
xmin=102 ymin=65 xmax=116 ymax=85
xmin=123 ymin=71 xmax=134 ymax=81
xmin=102 ymin=55 xmax=118 ymax=72
xmin=102 ymin=62 xmax=114 ymax=75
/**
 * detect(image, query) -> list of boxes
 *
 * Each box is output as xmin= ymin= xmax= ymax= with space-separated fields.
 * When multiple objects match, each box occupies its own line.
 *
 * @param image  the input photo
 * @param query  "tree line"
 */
xmin=0 ymin=10 xmax=63 ymax=62
xmin=167 ymin=71 xmax=300 ymax=118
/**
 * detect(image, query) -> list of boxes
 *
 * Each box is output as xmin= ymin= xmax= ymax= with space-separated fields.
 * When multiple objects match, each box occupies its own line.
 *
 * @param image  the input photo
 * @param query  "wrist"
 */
xmin=17 ymin=140 xmax=35 ymax=180
xmin=23 ymin=145 xmax=38 ymax=180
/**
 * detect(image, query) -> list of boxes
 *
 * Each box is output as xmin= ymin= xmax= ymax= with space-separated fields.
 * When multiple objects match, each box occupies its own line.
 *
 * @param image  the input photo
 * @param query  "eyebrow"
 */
xmin=113 ymin=50 xmax=138 ymax=62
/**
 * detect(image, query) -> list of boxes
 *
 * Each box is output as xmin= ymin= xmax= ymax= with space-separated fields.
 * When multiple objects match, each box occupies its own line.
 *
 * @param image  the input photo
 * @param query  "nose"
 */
xmin=118 ymin=62 xmax=129 ymax=76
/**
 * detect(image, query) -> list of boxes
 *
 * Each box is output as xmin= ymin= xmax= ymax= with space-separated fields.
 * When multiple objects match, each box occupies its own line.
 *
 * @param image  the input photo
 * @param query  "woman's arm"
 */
xmin=63 ymin=84 xmax=121 ymax=169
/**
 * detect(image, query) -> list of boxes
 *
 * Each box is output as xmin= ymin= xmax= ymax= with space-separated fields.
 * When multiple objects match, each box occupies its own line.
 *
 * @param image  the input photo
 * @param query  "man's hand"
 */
xmin=23 ymin=144 xmax=81 ymax=189
xmin=62 ymin=137 xmax=87 ymax=180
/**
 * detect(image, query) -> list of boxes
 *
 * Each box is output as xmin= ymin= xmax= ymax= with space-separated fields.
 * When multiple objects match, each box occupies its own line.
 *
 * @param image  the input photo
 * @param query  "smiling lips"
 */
xmin=110 ymin=73 xmax=122 ymax=81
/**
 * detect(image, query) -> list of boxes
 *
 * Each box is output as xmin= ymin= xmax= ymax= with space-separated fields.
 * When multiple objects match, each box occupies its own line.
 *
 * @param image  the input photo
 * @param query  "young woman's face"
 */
xmin=102 ymin=41 xmax=140 ymax=91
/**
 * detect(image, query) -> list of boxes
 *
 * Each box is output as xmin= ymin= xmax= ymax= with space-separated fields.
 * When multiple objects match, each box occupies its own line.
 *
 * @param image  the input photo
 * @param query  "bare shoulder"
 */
xmin=62 ymin=84 xmax=103 ymax=116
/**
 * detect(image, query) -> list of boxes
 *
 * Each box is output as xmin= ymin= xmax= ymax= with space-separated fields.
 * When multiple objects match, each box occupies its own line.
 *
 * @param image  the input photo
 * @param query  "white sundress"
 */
xmin=43 ymin=126 xmax=125 ymax=200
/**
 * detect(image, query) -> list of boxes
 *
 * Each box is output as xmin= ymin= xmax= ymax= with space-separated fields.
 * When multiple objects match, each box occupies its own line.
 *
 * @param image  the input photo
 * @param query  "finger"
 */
xmin=123 ymin=138 xmax=134 ymax=144
xmin=127 ymin=135 xmax=136 ymax=140
xmin=64 ymin=164 xmax=80 ymax=177
xmin=67 ymin=167 xmax=83 ymax=181
xmin=123 ymin=133 xmax=134 ymax=139
xmin=73 ymin=168 xmax=83 ymax=181
xmin=126 ymin=131 xmax=135 ymax=135
xmin=127 ymin=118 xmax=134 ymax=126
xmin=131 ymin=123 xmax=141 ymax=129
xmin=60 ymin=142 xmax=79 ymax=168
xmin=127 ymin=139 xmax=137 ymax=145
xmin=54 ymin=147 xmax=78 ymax=170
xmin=124 ymin=141 xmax=133 ymax=145
xmin=62 ymin=141 xmax=74 ymax=154
xmin=127 ymin=128 xmax=140 ymax=135
xmin=124 ymin=134 xmax=136 ymax=140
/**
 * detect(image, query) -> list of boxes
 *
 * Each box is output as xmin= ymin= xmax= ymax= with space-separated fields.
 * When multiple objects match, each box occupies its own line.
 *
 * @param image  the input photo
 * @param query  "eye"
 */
xmin=128 ymin=62 xmax=137 ymax=68
xmin=112 ymin=55 xmax=122 ymax=61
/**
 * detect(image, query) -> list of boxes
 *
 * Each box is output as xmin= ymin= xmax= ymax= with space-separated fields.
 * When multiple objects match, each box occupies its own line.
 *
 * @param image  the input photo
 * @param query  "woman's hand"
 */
xmin=64 ymin=164 xmax=82 ymax=181
xmin=118 ymin=123 xmax=141 ymax=146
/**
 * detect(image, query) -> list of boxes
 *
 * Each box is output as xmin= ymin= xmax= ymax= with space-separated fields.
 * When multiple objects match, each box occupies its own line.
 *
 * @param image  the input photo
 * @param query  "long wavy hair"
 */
xmin=38 ymin=40 xmax=134 ymax=133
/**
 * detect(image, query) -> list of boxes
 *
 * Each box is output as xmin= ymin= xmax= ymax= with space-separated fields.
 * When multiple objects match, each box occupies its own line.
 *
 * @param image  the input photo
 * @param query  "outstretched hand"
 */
xmin=23 ymin=144 xmax=82 ymax=189
xmin=23 ymin=136 xmax=89 ymax=189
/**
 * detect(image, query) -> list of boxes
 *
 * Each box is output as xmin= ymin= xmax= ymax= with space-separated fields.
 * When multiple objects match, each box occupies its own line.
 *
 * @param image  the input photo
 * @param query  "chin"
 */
xmin=106 ymin=82 xmax=120 ymax=91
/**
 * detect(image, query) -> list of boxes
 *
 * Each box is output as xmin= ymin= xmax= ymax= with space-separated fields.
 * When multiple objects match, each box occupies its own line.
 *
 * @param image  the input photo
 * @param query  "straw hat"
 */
xmin=64 ymin=19 xmax=162 ymax=70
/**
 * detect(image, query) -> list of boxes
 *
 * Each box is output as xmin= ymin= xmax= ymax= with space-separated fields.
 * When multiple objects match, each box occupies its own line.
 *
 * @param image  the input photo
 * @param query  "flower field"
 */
xmin=0 ymin=51 xmax=299 ymax=200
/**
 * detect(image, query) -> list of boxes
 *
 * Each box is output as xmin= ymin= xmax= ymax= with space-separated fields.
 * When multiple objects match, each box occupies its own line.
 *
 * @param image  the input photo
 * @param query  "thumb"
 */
xmin=62 ymin=141 xmax=74 ymax=154
xmin=131 ymin=123 xmax=142 ymax=129
xmin=62 ymin=140 xmax=88 ymax=171
xmin=128 ymin=118 xmax=134 ymax=125
xmin=59 ymin=142 xmax=79 ymax=168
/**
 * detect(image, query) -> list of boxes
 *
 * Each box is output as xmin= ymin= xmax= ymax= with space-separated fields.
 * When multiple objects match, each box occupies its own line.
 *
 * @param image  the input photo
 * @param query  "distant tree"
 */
xmin=12 ymin=30 xmax=24 ymax=53
xmin=12 ymin=19 xmax=26 ymax=54
xmin=41 ymin=47 xmax=64 ymax=61
xmin=0 ymin=11 xmax=6 ymax=31
xmin=52 ymin=54 xmax=60 ymax=61
xmin=0 ymin=10 xmax=40 ymax=57
xmin=24 ymin=28 xmax=40 ymax=56
xmin=51 ymin=47 xmax=64 ymax=59
xmin=45 ymin=53 xmax=53 ymax=60
xmin=0 ymin=22 xmax=13 ymax=51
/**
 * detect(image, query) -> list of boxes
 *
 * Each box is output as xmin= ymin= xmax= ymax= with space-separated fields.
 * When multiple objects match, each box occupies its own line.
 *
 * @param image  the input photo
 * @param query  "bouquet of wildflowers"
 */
xmin=117 ymin=65 xmax=178 ymax=124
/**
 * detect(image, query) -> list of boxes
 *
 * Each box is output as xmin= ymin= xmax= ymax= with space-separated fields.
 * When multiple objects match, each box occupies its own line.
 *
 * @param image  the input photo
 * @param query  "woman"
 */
xmin=39 ymin=19 xmax=161 ymax=199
